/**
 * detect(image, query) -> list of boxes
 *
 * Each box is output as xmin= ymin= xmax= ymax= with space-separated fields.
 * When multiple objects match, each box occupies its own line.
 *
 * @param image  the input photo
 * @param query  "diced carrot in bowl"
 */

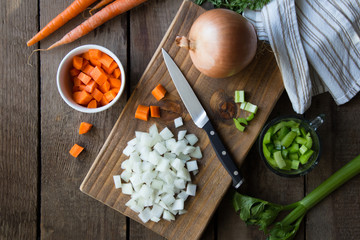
xmin=73 ymin=56 xmax=83 ymax=70
xmin=89 ymin=49 xmax=102 ymax=59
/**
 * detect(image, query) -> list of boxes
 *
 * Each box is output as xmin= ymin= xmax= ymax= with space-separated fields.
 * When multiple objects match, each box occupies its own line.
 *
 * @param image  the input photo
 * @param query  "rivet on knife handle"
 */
xmin=203 ymin=120 xmax=244 ymax=189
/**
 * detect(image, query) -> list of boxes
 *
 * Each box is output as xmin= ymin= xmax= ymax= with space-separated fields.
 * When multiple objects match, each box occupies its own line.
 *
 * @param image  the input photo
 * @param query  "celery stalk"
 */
xmin=233 ymin=154 xmax=360 ymax=240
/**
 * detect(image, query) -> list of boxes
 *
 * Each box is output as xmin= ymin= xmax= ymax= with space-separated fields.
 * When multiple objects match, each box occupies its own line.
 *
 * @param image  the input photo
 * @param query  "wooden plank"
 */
xmin=305 ymin=93 xmax=360 ymax=239
xmin=0 ymin=0 xmax=39 ymax=239
xmin=216 ymin=93 xmax=305 ymax=240
xmin=80 ymin=1 xmax=283 ymax=239
xmin=39 ymin=0 xmax=128 ymax=238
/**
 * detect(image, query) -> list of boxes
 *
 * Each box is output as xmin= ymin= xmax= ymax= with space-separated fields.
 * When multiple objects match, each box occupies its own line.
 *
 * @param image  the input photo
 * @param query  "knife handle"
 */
xmin=203 ymin=120 xmax=244 ymax=189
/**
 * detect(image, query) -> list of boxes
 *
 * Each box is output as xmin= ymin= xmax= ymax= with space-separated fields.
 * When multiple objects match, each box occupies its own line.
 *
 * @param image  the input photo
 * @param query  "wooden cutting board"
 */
xmin=80 ymin=1 xmax=283 ymax=239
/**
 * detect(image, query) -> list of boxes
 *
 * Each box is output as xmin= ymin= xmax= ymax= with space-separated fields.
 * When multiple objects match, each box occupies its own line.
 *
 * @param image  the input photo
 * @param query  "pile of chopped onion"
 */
xmin=113 ymin=123 xmax=202 ymax=223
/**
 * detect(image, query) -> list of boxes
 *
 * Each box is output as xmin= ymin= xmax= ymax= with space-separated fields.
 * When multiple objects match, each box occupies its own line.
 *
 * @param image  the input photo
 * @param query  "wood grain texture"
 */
xmin=39 ymin=0 xmax=128 ymax=239
xmin=305 ymin=93 xmax=360 ymax=240
xmin=80 ymin=1 xmax=283 ymax=239
xmin=0 ymin=0 xmax=39 ymax=239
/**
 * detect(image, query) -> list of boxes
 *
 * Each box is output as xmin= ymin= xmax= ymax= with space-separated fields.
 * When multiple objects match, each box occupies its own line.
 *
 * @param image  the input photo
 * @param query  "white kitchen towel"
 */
xmin=243 ymin=0 xmax=360 ymax=114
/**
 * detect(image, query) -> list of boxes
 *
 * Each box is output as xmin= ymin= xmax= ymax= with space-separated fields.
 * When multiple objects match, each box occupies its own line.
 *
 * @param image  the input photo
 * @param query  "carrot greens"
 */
xmin=195 ymin=0 xmax=271 ymax=14
xmin=233 ymin=154 xmax=360 ymax=240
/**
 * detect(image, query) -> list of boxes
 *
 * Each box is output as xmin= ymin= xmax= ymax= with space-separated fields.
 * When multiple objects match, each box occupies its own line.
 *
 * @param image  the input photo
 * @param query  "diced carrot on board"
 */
xmin=150 ymin=106 xmax=160 ymax=118
xmin=90 ymin=66 xmax=108 ymax=85
xmin=87 ymin=99 xmax=97 ymax=108
xmin=73 ymin=56 xmax=83 ymax=70
xmin=112 ymin=68 xmax=121 ymax=79
xmin=98 ymin=53 xmax=113 ymax=68
xmin=109 ymin=77 xmax=121 ymax=88
xmin=135 ymin=105 xmax=150 ymax=121
xmin=91 ymin=88 xmax=104 ymax=102
xmin=151 ymin=84 xmax=167 ymax=101
xmin=79 ymin=122 xmax=93 ymax=134
xmin=77 ymin=72 xmax=92 ymax=85
xmin=69 ymin=144 xmax=84 ymax=158
xmin=73 ymin=90 xmax=93 ymax=105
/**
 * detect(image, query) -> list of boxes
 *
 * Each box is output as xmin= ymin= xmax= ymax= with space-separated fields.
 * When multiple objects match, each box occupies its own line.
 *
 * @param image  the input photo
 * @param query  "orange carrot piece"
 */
xmin=82 ymin=64 xmax=95 ymax=76
xmin=104 ymin=90 xmax=117 ymax=102
xmin=102 ymin=61 xmax=118 ymax=74
xmin=26 ymin=0 xmax=97 ymax=46
xmin=69 ymin=143 xmax=84 ymax=157
xmin=99 ymin=95 xmax=110 ymax=106
xmin=135 ymin=105 xmax=150 ymax=121
xmin=91 ymin=88 xmax=104 ymax=102
xmin=82 ymin=51 xmax=91 ymax=60
xmin=70 ymin=68 xmax=80 ymax=77
xmin=150 ymin=106 xmax=160 ymax=118
xmin=73 ymin=90 xmax=93 ymax=105
xmin=98 ymin=80 xmax=110 ymax=93
xmin=90 ymin=58 xmax=102 ymax=68
xmin=81 ymin=59 xmax=89 ymax=70
xmin=112 ymin=68 xmax=121 ymax=78
xmin=85 ymin=80 xmax=98 ymax=93
xmin=89 ymin=49 xmax=102 ymax=59
xmin=87 ymin=99 xmax=97 ymax=108
xmin=73 ymin=56 xmax=83 ymax=70
xmin=73 ymin=77 xmax=82 ymax=86
xmin=151 ymin=84 xmax=167 ymax=101
xmin=79 ymin=122 xmax=93 ymax=134
xmin=90 ymin=66 xmax=108 ymax=85
xmin=73 ymin=84 xmax=86 ymax=92
xmin=98 ymin=53 xmax=113 ymax=68
xmin=109 ymin=77 xmax=121 ymax=88
xmin=77 ymin=72 xmax=92 ymax=85
xmin=47 ymin=0 xmax=148 ymax=50
xmin=89 ymin=0 xmax=114 ymax=15
xmin=110 ymin=88 xmax=120 ymax=94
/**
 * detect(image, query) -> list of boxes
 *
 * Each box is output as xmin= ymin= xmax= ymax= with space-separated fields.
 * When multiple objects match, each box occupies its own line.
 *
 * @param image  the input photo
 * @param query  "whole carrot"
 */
xmin=27 ymin=0 xmax=97 ymax=47
xmin=47 ymin=0 xmax=148 ymax=50
xmin=89 ymin=0 xmax=114 ymax=15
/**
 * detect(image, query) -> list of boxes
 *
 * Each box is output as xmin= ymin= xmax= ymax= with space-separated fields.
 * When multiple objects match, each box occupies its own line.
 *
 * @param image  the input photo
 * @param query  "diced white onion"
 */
xmin=117 ymin=124 xmax=202 ymax=223
xmin=113 ymin=175 xmax=122 ymax=189
xmin=174 ymin=117 xmax=183 ymax=128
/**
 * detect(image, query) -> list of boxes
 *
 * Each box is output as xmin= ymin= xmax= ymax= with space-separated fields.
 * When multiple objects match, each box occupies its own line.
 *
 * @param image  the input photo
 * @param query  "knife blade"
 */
xmin=162 ymin=48 xmax=244 ymax=189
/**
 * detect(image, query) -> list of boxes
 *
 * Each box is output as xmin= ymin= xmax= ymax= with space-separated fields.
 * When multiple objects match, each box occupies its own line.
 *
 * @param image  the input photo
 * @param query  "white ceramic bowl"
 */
xmin=57 ymin=44 xmax=125 ymax=113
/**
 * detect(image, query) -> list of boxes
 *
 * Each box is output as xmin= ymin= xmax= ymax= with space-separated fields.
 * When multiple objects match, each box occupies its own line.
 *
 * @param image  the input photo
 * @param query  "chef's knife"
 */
xmin=162 ymin=48 xmax=244 ymax=189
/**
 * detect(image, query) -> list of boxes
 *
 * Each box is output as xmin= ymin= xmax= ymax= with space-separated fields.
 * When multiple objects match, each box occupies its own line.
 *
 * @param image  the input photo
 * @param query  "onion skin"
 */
xmin=176 ymin=9 xmax=257 ymax=79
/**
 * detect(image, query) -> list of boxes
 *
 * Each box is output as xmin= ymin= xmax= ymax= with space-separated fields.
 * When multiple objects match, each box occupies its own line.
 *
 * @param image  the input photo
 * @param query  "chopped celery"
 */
xmin=291 ymin=160 xmax=300 ymax=169
xmin=281 ymin=149 xmax=289 ymax=159
xmin=291 ymin=127 xmax=301 ymax=135
xmin=281 ymin=131 xmax=297 ymax=148
xmin=277 ymin=127 xmax=290 ymax=141
xmin=289 ymin=153 xmax=299 ymax=160
xmin=263 ymin=131 xmax=272 ymax=144
xmin=299 ymin=145 xmax=308 ymax=155
xmin=240 ymin=102 xmax=246 ymax=110
xmin=233 ymin=118 xmax=246 ymax=132
xmin=244 ymin=102 xmax=258 ymax=114
xmin=274 ymin=140 xmax=282 ymax=150
xmin=274 ymin=151 xmax=286 ymax=169
xmin=288 ymin=143 xmax=299 ymax=153
xmin=300 ymin=149 xmax=314 ymax=164
xmin=246 ymin=113 xmax=255 ymax=122
xmin=295 ymin=136 xmax=307 ymax=145
xmin=305 ymin=133 xmax=313 ymax=149
xmin=267 ymin=144 xmax=275 ymax=153
xmin=300 ymin=127 xmax=307 ymax=137
xmin=235 ymin=90 xmax=245 ymax=103
xmin=236 ymin=118 xmax=248 ymax=125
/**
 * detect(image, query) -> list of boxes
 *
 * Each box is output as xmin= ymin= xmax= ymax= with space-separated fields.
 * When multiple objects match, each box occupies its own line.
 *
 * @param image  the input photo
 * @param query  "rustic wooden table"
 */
xmin=1 ymin=0 xmax=360 ymax=239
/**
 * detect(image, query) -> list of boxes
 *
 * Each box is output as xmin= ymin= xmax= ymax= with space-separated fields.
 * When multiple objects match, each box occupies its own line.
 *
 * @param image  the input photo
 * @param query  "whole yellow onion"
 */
xmin=176 ymin=9 xmax=257 ymax=79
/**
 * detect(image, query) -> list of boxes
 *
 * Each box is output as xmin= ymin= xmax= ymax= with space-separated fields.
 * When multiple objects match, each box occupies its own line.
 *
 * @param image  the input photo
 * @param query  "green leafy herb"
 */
xmin=194 ymin=0 xmax=271 ymax=14
xmin=233 ymin=154 xmax=360 ymax=239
